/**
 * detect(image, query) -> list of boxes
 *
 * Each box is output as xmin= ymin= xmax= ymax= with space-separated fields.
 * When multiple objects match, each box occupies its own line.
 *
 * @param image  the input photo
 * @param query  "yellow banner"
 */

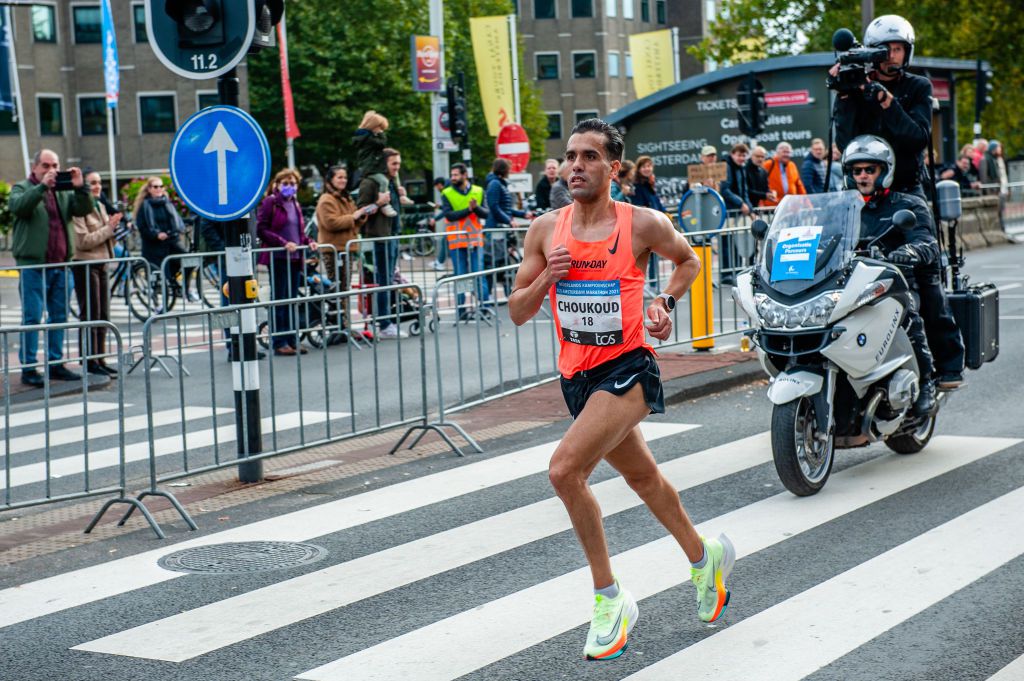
xmin=470 ymin=15 xmax=515 ymax=136
xmin=629 ymin=29 xmax=675 ymax=100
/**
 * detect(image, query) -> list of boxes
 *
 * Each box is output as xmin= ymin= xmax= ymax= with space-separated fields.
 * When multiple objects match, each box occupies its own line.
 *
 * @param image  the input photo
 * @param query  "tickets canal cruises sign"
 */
xmin=495 ymin=124 xmax=531 ymax=173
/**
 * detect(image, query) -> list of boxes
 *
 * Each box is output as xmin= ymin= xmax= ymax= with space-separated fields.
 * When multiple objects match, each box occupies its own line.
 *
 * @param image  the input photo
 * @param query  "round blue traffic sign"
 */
xmin=169 ymin=105 xmax=271 ymax=222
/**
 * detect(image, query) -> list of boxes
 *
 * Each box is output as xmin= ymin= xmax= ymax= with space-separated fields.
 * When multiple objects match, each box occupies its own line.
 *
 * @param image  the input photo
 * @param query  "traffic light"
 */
xmin=165 ymin=0 xmax=224 ymax=48
xmin=251 ymin=0 xmax=285 ymax=50
xmin=446 ymin=77 xmax=469 ymax=146
xmin=736 ymin=74 xmax=767 ymax=137
xmin=976 ymin=67 xmax=994 ymax=115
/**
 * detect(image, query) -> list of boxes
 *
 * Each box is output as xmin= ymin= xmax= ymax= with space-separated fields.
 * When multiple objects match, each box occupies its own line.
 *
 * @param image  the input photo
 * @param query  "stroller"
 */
xmin=352 ymin=257 xmax=435 ymax=336
xmin=257 ymin=258 xmax=354 ymax=349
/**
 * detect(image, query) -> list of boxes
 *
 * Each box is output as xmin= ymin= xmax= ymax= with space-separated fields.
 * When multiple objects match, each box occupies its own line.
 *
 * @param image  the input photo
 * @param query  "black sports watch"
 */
xmin=657 ymin=292 xmax=676 ymax=311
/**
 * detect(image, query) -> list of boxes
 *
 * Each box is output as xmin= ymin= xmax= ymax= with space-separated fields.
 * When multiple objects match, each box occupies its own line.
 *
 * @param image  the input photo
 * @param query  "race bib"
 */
xmin=555 ymin=280 xmax=623 ymax=346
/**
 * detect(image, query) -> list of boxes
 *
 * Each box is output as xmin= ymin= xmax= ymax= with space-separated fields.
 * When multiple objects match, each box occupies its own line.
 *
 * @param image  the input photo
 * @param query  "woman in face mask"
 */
xmin=256 ymin=168 xmax=317 ymax=356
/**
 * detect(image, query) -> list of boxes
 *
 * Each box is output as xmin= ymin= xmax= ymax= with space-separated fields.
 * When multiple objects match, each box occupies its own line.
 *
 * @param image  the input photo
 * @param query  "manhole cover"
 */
xmin=157 ymin=541 xmax=328 ymax=575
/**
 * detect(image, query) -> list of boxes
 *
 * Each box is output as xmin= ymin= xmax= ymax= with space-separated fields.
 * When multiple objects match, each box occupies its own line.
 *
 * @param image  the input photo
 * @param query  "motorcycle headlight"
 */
xmin=755 ymin=292 xmax=841 ymax=329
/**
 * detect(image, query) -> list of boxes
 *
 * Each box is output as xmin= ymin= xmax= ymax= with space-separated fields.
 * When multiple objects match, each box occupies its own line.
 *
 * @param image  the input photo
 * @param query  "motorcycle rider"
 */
xmin=844 ymin=135 xmax=938 ymax=415
xmin=832 ymin=14 xmax=965 ymax=390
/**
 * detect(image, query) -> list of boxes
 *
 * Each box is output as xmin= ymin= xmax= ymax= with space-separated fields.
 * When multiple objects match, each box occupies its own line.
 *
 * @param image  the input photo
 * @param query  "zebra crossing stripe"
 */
xmin=0 ymin=402 xmax=121 ymax=430
xmin=0 ymin=422 xmax=699 ymax=629
xmin=0 ymin=410 xmax=348 ymax=490
xmin=1 ymin=407 xmax=232 ymax=456
xmin=622 ymin=485 xmax=1024 ymax=680
xmin=989 ymin=653 xmax=1024 ymax=680
xmin=75 ymin=432 xmax=770 ymax=661
xmin=294 ymin=435 xmax=1022 ymax=681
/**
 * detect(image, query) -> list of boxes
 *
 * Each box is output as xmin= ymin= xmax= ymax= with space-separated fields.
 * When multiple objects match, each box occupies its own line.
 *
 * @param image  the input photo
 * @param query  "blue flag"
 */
xmin=0 ymin=9 xmax=13 ymax=113
xmin=101 ymin=0 xmax=119 ymax=108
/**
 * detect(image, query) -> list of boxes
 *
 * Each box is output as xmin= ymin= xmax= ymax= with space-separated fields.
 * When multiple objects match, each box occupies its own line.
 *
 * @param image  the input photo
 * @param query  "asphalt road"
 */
xmin=0 ymin=243 xmax=1022 ymax=680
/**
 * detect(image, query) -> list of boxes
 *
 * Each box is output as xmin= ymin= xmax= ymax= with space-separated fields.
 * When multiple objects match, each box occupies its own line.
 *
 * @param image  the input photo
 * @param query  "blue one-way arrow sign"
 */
xmin=170 ymin=105 xmax=270 ymax=222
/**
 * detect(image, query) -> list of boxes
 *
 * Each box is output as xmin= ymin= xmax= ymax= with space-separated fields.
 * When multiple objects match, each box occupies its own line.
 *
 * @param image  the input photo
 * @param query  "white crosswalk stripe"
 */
xmin=1 ymin=427 xmax=1021 ymax=681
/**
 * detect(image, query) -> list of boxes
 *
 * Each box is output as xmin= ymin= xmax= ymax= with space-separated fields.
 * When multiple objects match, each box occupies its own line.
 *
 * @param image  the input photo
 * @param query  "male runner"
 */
xmin=509 ymin=118 xmax=736 ymax=661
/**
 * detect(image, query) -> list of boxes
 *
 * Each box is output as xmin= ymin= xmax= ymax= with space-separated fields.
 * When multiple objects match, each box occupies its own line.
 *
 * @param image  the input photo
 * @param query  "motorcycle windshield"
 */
xmin=757 ymin=191 xmax=864 ymax=296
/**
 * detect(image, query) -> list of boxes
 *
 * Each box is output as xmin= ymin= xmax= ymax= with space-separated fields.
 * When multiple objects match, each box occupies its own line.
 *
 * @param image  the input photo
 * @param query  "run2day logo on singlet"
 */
xmin=555 ymin=280 xmax=623 ymax=346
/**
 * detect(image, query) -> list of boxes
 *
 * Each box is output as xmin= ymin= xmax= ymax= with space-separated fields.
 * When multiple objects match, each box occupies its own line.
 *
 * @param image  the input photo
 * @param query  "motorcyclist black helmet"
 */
xmin=841 ymin=135 xmax=896 ymax=192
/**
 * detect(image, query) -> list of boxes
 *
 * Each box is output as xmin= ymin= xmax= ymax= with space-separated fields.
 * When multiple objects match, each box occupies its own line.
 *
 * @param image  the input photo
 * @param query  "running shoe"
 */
xmin=691 ymin=533 xmax=736 ymax=623
xmin=583 ymin=581 xmax=639 ymax=661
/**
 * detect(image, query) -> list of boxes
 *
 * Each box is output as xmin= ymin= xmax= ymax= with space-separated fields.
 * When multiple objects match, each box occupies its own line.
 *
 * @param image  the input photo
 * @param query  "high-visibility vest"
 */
xmin=442 ymin=184 xmax=485 ymax=249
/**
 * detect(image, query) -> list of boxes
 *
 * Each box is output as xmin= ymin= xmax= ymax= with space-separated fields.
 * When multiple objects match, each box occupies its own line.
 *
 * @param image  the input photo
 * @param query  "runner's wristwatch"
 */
xmin=657 ymin=292 xmax=676 ymax=311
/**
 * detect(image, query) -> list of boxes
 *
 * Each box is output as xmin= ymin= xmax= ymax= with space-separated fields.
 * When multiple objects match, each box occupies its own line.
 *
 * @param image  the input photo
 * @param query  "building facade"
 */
xmin=518 ymin=0 xmax=709 ymax=163
xmin=0 ymin=1 xmax=250 ymax=185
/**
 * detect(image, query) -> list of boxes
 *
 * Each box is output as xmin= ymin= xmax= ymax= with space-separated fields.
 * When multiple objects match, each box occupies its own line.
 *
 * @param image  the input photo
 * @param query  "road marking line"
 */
xmin=1 ymin=407 xmax=231 ymax=456
xmin=999 ymin=316 xmax=1024 ymax=320
xmin=294 ymin=435 xmax=1021 ymax=681
xmin=989 ymin=653 xmax=1024 ymax=681
xmin=0 ymin=402 xmax=121 ymax=430
xmin=0 ymin=410 xmax=349 ymax=491
xmin=997 ymin=282 xmax=1022 ymax=292
xmin=0 ymin=422 xmax=698 ymax=628
xmin=623 ymin=486 xmax=1024 ymax=680
xmin=75 ymin=432 xmax=766 ymax=661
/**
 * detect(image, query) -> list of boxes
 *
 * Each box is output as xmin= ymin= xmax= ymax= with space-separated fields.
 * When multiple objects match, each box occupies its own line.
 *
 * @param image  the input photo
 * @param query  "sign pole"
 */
xmin=507 ymin=14 xmax=520 ymax=124
xmin=430 ymin=0 xmax=449 ymax=187
xmin=4 ymin=7 xmax=29 ymax=178
xmin=218 ymin=68 xmax=263 ymax=483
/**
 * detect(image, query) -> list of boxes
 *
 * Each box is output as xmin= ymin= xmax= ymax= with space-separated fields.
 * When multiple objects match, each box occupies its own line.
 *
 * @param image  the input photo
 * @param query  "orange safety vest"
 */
xmin=442 ymin=184 xmax=485 ymax=249
xmin=549 ymin=201 xmax=653 ymax=378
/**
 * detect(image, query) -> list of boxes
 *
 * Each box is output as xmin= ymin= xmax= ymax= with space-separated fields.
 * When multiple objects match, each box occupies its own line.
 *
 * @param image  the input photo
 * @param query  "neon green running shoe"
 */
xmin=690 ymin=533 xmax=736 ymax=623
xmin=583 ymin=581 xmax=639 ymax=661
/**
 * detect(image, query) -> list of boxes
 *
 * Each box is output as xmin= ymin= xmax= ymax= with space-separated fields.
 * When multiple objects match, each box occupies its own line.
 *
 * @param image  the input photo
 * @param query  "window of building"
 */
xmin=608 ymin=52 xmax=620 ymax=78
xmin=575 ymin=110 xmax=599 ymax=124
xmin=133 ymin=3 xmax=147 ymax=42
xmin=626 ymin=53 xmax=633 ymax=78
xmin=623 ymin=0 xmax=634 ymax=19
xmin=573 ymin=51 xmax=596 ymax=79
xmin=0 ymin=111 xmax=17 ymax=135
xmin=38 ymin=96 xmax=63 ymax=135
xmin=640 ymin=0 xmax=649 ymax=22
xmin=79 ymin=96 xmax=115 ymax=135
xmin=535 ymin=53 xmax=559 ymax=80
xmin=535 ymin=0 xmax=555 ymax=19
xmin=605 ymin=0 xmax=617 ymax=17
xmin=32 ymin=5 xmax=56 ymax=43
xmin=572 ymin=0 xmax=593 ymax=17
xmin=197 ymin=92 xmax=219 ymax=110
xmin=139 ymin=94 xmax=176 ymax=133
xmin=73 ymin=5 xmax=102 ymax=44
xmin=547 ymin=112 xmax=562 ymax=140
xmin=656 ymin=0 xmax=666 ymax=23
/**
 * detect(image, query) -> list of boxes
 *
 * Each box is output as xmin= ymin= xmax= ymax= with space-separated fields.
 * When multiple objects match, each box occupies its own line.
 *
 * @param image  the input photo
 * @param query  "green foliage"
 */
xmin=0 ymin=180 xmax=12 ymax=234
xmin=689 ymin=0 xmax=1024 ymax=155
xmin=247 ymin=0 xmax=549 ymax=180
xmin=121 ymin=175 xmax=188 ymax=217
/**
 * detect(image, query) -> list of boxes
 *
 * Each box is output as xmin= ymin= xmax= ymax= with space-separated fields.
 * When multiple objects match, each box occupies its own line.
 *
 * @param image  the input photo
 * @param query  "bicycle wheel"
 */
xmin=198 ymin=262 xmax=222 ymax=309
xmin=411 ymin=233 xmax=436 ymax=257
xmin=126 ymin=262 xmax=155 ymax=322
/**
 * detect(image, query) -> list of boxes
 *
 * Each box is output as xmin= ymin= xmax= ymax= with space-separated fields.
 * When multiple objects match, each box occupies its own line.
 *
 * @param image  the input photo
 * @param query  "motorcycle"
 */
xmin=733 ymin=191 xmax=939 ymax=496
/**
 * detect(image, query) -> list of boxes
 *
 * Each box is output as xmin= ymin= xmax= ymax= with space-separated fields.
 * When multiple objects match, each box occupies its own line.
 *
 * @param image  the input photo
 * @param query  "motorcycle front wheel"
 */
xmin=771 ymin=396 xmax=835 ymax=496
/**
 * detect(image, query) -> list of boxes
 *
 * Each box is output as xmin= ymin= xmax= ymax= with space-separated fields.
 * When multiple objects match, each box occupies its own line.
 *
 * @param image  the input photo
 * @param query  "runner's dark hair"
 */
xmin=569 ymin=118 xmax=624 ymax=162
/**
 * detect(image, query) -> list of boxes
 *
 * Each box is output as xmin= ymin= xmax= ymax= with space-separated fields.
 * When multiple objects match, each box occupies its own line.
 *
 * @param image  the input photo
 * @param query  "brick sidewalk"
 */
xmin=0 ymin=348 xmax=759 ymax=566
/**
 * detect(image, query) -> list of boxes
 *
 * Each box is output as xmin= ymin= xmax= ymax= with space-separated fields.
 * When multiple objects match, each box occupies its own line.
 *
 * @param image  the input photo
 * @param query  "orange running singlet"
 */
xmin=550 ymin=201 xmax=653 ymax=378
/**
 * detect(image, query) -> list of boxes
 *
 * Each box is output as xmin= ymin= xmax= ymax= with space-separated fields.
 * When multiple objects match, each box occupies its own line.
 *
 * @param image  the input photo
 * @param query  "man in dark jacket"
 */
xmin=357 ymin=147 xmax=405 ymax=338
xmin=8 ymin=149 xmax=93 ymax=386
xmin=745 ymin=146 xmax=774 ymax=206
xmin=799 ymin=138 xmax=828 ymax=194
xmin=533 ymin=159 xmax=559 ymax=211
xmin=845 ymin=136 xmax=939 ymax=414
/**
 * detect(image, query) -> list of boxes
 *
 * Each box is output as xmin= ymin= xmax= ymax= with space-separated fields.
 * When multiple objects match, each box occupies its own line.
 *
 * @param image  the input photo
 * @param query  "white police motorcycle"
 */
xmin=733 ymin=190 xmax=937 ymax=496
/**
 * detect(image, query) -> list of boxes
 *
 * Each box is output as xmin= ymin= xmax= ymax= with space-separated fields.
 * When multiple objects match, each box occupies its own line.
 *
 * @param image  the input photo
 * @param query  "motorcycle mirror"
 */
xmin=751 ymin=219 xmax=769 ymax=241
xmin=893 ymin=209 xmax=917 ymax=231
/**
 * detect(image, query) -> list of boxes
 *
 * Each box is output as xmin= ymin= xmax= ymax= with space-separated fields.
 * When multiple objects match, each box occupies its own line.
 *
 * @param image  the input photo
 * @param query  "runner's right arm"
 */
xmin=509 ymin=213 xmax=568 ymax=326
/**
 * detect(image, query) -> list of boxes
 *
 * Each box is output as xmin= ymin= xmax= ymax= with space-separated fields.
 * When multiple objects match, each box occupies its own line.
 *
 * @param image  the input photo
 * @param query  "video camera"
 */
xmin=826 ymin=28 xmax=889 ymax=99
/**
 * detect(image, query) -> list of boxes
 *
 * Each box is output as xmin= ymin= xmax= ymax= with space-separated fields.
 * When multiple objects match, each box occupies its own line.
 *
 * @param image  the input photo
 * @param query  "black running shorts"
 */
xmin=560 ymin=348 xmax=665 ymax=419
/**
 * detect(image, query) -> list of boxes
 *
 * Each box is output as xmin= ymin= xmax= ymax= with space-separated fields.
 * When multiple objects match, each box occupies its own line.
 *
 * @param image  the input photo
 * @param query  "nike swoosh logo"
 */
xmin=608 ymin=232 xmax=620 ymax=255
xmin=595 ymin=609 xmax=624 ymax=646
xmin=613 ymin=373 xmax=638 ymax=390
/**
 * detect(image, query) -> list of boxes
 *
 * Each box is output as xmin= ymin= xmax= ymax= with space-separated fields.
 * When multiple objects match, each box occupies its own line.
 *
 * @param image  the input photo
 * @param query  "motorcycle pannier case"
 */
xmin=947 ymin=283 xmax=999 ymax=369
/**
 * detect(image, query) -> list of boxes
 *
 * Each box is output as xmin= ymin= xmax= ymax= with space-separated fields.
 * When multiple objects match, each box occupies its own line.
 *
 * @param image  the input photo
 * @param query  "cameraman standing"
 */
xmin=832 ymin=15 xmax=965 ymax=390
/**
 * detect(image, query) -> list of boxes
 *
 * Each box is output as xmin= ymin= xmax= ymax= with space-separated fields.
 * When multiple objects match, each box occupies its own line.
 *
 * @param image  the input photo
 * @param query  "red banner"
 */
xmin=765 ymin=90 xmax=810 ymax=107
xmin=277 ymin=22 xmax=300 ymax=141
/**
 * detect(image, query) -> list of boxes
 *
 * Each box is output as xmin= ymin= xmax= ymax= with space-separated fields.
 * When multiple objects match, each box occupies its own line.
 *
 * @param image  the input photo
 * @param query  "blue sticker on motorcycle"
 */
xmin=771 ymin=225 xmax=823 ymax=282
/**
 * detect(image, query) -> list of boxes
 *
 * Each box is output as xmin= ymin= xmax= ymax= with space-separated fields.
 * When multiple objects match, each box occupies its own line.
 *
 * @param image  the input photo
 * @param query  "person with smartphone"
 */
xmin=7 ymin=149 xmax=93 ymax=387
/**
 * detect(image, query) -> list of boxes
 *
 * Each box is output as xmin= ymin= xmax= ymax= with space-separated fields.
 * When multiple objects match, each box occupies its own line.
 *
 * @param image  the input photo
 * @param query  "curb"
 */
xmin=3 ymin=373 xmax=112 ymax=405
xmin=662 ymin=356 xmax=764 ymax=405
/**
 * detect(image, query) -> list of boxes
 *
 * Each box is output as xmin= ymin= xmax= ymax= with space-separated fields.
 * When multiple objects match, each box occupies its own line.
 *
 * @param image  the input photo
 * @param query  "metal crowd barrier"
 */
xmin=0 ymin=319 xmax=164 ymax=537
xmin=118 ymin=282 xmax=455 ymax=532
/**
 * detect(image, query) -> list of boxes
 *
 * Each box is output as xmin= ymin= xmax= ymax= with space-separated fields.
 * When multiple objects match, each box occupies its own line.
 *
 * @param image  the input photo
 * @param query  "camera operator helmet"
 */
xmin=863 ymin=14 xmax=915 ymax=68
xmin=841 ymin=135 xmax=896 ymax=191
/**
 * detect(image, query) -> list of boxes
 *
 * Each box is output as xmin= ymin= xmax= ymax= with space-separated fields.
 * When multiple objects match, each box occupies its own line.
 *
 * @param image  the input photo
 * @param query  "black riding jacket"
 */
xmin=859 ymin=190 xmax=939 ymax=284
xmin=835 ymin=71 xmax=932 ymax=194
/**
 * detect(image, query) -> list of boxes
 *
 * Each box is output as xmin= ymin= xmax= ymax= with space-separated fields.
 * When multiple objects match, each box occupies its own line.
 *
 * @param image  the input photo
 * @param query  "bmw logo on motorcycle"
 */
xmin=857 ymin=333 xmax=868 ymax=347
